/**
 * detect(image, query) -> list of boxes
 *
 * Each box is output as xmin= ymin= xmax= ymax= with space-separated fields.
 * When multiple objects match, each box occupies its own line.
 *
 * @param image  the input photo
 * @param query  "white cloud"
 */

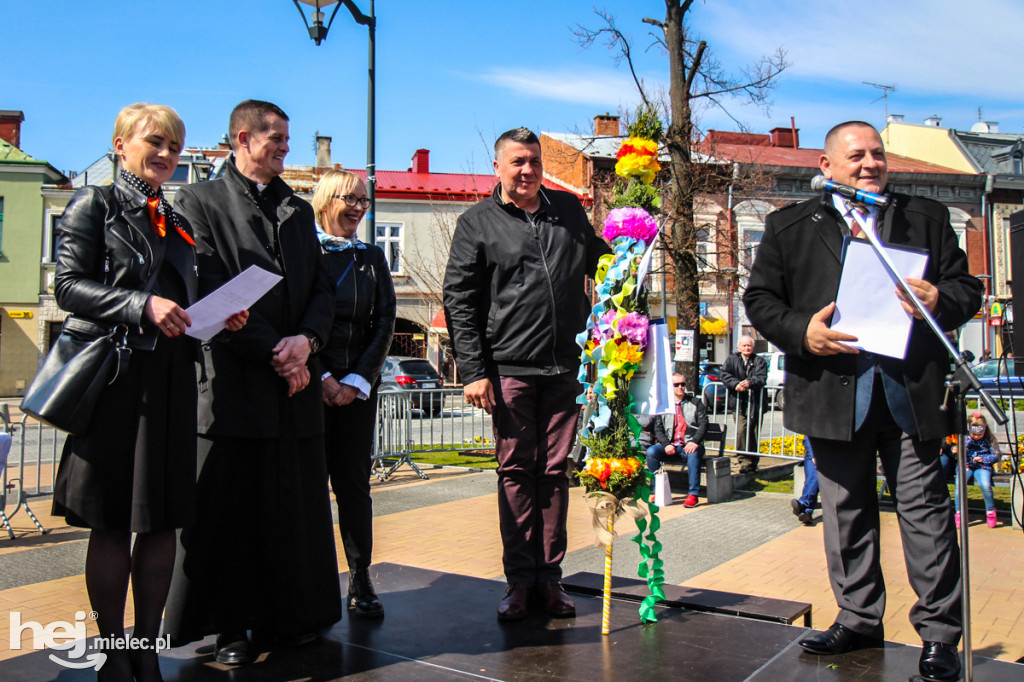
xmin=479 ymin=66 xmax=663 ymax=109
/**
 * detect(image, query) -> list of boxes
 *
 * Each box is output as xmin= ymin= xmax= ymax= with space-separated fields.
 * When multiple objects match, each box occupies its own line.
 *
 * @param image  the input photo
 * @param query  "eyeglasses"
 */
xmin=673 ymin=382 xmax=686 ymax=387
xmin=333 ymin=194 xmax=371 ymax=209
xmin=969 ymin=425 xmax=986 ymax=434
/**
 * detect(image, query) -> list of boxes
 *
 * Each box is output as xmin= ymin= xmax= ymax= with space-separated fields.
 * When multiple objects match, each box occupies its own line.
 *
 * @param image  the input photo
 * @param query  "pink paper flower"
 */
xmin=603 ymin=207 xmax=658 ymax=243
xmin=615 ymin=312 xmax=649 ymax=348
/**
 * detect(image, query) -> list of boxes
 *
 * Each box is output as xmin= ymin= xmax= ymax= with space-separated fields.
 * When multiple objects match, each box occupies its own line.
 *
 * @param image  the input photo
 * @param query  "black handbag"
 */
xmin=19 ymin=320 xmax=131 ymax=435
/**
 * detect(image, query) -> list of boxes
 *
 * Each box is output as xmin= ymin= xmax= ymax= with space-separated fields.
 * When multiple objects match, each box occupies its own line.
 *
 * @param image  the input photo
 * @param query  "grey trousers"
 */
xmin=808 ymin=387 xmax=962 ymax=645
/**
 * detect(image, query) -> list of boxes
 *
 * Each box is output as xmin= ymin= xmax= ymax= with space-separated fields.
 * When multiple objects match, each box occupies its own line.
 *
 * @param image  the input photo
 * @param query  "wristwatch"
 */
xmin=302 ymin=332 xmax=321 ymax=354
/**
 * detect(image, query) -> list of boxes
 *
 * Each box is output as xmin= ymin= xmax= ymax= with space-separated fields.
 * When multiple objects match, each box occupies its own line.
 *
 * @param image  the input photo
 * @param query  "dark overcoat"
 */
xmin=174 ymin=159 xmax=334 ymax=438
xmin=743 ymin=192 xmax=982 ymax=442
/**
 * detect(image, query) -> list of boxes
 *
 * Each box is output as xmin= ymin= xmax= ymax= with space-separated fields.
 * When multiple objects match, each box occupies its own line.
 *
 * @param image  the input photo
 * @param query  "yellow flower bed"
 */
xmin=758 ymin=434 xmax=806 ymax=456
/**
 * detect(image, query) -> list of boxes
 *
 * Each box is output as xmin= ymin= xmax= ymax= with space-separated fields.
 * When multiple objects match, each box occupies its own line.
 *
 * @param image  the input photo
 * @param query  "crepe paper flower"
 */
xmin=615 ymin=312 xmax=649 ymax=348
xmin=603 ymin=207 xmax=658 ymax=244
xmin=583 ymin=458 xmax=613 ymax=489
xmin=615 ymin=137 xmax=661 ymax=184
xmin=615 ymin=341 xmax=645 ymax=368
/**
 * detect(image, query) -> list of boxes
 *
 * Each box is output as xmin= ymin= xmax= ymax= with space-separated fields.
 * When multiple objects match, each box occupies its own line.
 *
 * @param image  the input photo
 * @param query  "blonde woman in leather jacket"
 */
xmin=51 ymin=103 xmax=246 ymax=681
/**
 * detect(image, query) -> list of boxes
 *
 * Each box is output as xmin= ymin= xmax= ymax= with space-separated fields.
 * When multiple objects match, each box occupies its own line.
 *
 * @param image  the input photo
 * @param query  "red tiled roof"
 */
xmin=706 ymin=143 xmax=967 ymax=175
xmin=279 ymin=166 xmax=590 ymax=205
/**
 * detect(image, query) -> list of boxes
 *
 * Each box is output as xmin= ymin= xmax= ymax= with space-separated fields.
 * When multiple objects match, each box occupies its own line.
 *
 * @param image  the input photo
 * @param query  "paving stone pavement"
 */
xmin=1 ymin=465 xmax=1022 ymax=666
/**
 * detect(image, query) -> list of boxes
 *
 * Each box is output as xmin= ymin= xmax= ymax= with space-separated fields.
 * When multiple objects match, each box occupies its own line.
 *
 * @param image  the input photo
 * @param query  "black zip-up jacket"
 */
xmin=54 ymin=177 xmax=198 ymax=349
xmin=443 ymin=185 xmax=610 ymax=384
xmin=311 ymin=244 xmax=396 ymax=387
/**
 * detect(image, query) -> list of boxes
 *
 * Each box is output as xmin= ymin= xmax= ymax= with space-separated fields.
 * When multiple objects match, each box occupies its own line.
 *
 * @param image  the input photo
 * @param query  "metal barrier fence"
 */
xmin=371 ymin=388 xmax=493 ymax=480
xmin=702 ymin=381 xmax=803 ymax=460
xmin=0 ymin=413 xmax=65 ymax=539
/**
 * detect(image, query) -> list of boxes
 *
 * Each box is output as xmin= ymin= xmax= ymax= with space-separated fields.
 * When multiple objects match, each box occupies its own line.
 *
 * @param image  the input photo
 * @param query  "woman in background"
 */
xmin=52 ymin=103 xmax=246 ymax=680
xmin=311 ymin=170 xmax=396 ymax=617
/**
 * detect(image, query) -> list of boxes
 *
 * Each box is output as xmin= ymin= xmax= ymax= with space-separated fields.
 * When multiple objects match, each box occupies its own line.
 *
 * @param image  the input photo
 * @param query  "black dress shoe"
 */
xmin=791 ymin=498 xmax=803 ymax=517
xmin=497 ymin=583 xmax=531 ymax=621
xmin=535 ymin=579 xmax=576 ymax=618
xmin=215 ymin=631 xmax=252 ymax=666
xmin=799 ymin=622 xmax=884 ymax=655
xmin=348 ymin=568 xmax=385 ymax=618
xmin=919 ymin=641 xmax=961 ymax=681
xmin=798 ymin=510 xmax=814 ymax=525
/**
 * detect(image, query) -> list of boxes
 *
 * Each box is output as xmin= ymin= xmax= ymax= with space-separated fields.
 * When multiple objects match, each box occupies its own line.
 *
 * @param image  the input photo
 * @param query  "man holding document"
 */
xmin=164 ymin=100 xmax=339 ymax=663
xmin=744 ymin=121 xmax=982 ymax=682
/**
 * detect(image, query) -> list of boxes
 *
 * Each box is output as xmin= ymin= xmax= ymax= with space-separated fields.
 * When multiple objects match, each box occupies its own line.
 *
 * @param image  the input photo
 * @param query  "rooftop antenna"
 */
xmin=863 ymin=81 xmax=896 ymax=119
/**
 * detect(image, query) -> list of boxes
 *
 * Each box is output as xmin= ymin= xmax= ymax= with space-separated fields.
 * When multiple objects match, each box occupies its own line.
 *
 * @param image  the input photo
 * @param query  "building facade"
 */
xmin=0 ymin=111 xmax=66 ymax=396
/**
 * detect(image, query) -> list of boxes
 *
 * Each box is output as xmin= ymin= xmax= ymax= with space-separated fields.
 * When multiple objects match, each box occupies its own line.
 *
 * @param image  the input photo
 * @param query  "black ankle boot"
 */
xmin=348 ymin=568 xmax=384 ymax=618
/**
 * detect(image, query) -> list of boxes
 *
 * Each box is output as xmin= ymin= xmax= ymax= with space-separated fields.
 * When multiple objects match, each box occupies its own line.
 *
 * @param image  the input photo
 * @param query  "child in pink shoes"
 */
xmin=953 ymin=412 xmax=1000 ymax=529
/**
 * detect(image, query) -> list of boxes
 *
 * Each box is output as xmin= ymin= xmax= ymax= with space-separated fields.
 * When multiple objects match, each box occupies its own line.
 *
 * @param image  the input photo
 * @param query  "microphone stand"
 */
xmin=856 ymin=213 xmax=1006 ymax=682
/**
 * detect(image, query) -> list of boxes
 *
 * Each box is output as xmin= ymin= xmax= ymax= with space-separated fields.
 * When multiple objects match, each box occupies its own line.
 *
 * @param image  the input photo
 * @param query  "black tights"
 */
xmin=86 ymin=528 xmax=175 ymax=682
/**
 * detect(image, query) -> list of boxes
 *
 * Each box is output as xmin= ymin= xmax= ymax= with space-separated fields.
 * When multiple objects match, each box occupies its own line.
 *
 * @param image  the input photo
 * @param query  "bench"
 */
xmin=562 ymin=571 xmax=812 ymax=627
xmin=663 ymin=422 xmax=733 ymax=503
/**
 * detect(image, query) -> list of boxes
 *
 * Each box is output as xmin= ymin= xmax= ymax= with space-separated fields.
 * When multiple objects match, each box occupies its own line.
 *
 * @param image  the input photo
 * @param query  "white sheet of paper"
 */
xmin=832 ymin=239 xmax=928 ymax=359
xmin=185 ymin=265 xmax=282 ymax=341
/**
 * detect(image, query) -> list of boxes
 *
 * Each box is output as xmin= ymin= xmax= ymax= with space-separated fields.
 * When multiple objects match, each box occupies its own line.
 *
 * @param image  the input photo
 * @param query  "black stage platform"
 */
xmin=4 ymin=563 xmax=1022 ymax=681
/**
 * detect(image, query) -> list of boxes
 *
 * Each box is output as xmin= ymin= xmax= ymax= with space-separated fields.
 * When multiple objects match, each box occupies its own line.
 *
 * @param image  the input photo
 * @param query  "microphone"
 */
xmin=811 ymin=175 xmax=890 ymax=208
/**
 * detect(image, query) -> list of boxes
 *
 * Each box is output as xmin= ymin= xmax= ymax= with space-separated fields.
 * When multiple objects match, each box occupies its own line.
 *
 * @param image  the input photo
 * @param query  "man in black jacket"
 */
xmin=744 ymin=121 xmax=981 ymax=682
xmin=721 ymin=335 xmax=768 ymax=472
xmin=443 ymin=128 xmax=609 ymax=621
xmin=164 ymin=100 xmax=340 ymax=664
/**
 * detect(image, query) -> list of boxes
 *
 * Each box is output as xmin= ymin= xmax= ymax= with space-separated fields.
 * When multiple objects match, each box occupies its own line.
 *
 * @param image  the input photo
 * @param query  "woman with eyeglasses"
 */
xmin=310 ymin=170 xmax=396 ymax=617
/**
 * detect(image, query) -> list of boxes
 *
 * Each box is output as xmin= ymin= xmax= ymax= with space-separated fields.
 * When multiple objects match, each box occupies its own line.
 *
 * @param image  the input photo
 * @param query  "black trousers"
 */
xmin=324 ymin=384 xmax=378 ymax=571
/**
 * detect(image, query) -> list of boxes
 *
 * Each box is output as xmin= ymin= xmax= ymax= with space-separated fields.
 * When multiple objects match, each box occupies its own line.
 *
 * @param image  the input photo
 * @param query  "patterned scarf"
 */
xmin=119 ymin=169 xmax=195 ymax=245
xmin=316 ymin=225 xmax=366 ymax=252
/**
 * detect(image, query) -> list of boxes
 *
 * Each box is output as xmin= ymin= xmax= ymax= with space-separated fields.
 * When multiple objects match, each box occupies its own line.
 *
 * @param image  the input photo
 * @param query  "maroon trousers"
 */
xmin=491 ymin=373 xmax=580 ymax=584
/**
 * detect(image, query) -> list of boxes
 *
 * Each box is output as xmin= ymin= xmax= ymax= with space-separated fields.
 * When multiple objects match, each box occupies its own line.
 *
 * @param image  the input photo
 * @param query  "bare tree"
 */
xmin=574 ymin=2 xmax=787 ymax=383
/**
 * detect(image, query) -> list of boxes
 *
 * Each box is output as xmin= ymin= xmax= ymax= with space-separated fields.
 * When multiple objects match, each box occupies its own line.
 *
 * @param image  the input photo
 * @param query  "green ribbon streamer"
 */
xmin=632 ymin=479 xmax=665 ymax=622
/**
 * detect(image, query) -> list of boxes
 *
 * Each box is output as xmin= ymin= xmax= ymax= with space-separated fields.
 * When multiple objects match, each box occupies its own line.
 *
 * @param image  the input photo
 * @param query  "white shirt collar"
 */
xmin=831 ymin=194 xmax=877 ymax=237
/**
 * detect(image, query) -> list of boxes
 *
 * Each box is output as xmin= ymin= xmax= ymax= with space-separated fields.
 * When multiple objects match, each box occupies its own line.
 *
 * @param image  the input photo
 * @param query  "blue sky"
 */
xmin=6 ymin=0 xmax=1024 ymax=177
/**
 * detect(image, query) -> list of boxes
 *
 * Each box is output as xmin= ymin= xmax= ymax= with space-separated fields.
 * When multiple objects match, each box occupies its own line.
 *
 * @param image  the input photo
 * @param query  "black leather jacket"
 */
xmin=312 ymin=244 xmax=396 ymax=386
xmin=443 ymin=185 xmax=609 ymax=383
xmin=54 ymin=178 xmax=198 ymax=348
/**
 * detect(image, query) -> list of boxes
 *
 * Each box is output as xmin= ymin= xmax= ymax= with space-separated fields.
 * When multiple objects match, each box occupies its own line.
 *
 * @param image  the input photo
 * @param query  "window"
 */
xmin=43 ymin=210 xmax=63 ymax=262
xmin=376 ymin=222 xmax=402 ymax=274
xmin=734 ymin=200 xmax=774 ymax=270
xmin=696 ymin=228 xmax=710 ymax=271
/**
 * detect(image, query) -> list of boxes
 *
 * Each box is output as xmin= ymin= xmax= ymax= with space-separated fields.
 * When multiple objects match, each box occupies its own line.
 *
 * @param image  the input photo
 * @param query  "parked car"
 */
xmin=970 ymin=358 xmax=1024 ymax=394
xmin=379 ymin=356 xmax=444 ymax=416
xmin=699 ymin=361 xmax=726 ymax=410
xmin=759 ymin=351 xmax=786 ymax=409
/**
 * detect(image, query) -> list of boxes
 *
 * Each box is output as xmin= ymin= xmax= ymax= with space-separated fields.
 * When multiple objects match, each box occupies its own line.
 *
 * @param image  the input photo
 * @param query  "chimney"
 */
xmin=769 ymin=126 xmax=799 ymax=149
xmin=0 ymin=110 xmax=25 ymax=149
xmin=411 ymin=148 xmax=429 ymax=174
xmin=924 ymin=115 xmax=943 ymax=127
xmin=218 ymin=133 xmax=231 ymax=150
xmin=887 ymin=114 xmax=904 ymax=123
xmin=316 ymin=133 xmax=332 ymax=168
xmin=594 ymin=113 xmax=620 ymax=137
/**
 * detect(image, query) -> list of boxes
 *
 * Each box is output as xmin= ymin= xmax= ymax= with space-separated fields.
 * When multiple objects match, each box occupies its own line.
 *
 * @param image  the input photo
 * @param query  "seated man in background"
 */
xmin=644 ymin=373 xmax=708 ymax=508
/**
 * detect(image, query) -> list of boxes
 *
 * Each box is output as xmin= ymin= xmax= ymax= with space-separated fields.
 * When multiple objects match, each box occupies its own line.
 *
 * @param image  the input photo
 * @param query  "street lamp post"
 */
xmin=293 ymin=0 xmax=376 ymax=245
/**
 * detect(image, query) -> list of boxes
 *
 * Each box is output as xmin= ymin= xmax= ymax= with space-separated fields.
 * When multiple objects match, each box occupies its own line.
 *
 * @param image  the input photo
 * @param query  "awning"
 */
xmin=700 ymin=316 xmax=728 ymax=336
